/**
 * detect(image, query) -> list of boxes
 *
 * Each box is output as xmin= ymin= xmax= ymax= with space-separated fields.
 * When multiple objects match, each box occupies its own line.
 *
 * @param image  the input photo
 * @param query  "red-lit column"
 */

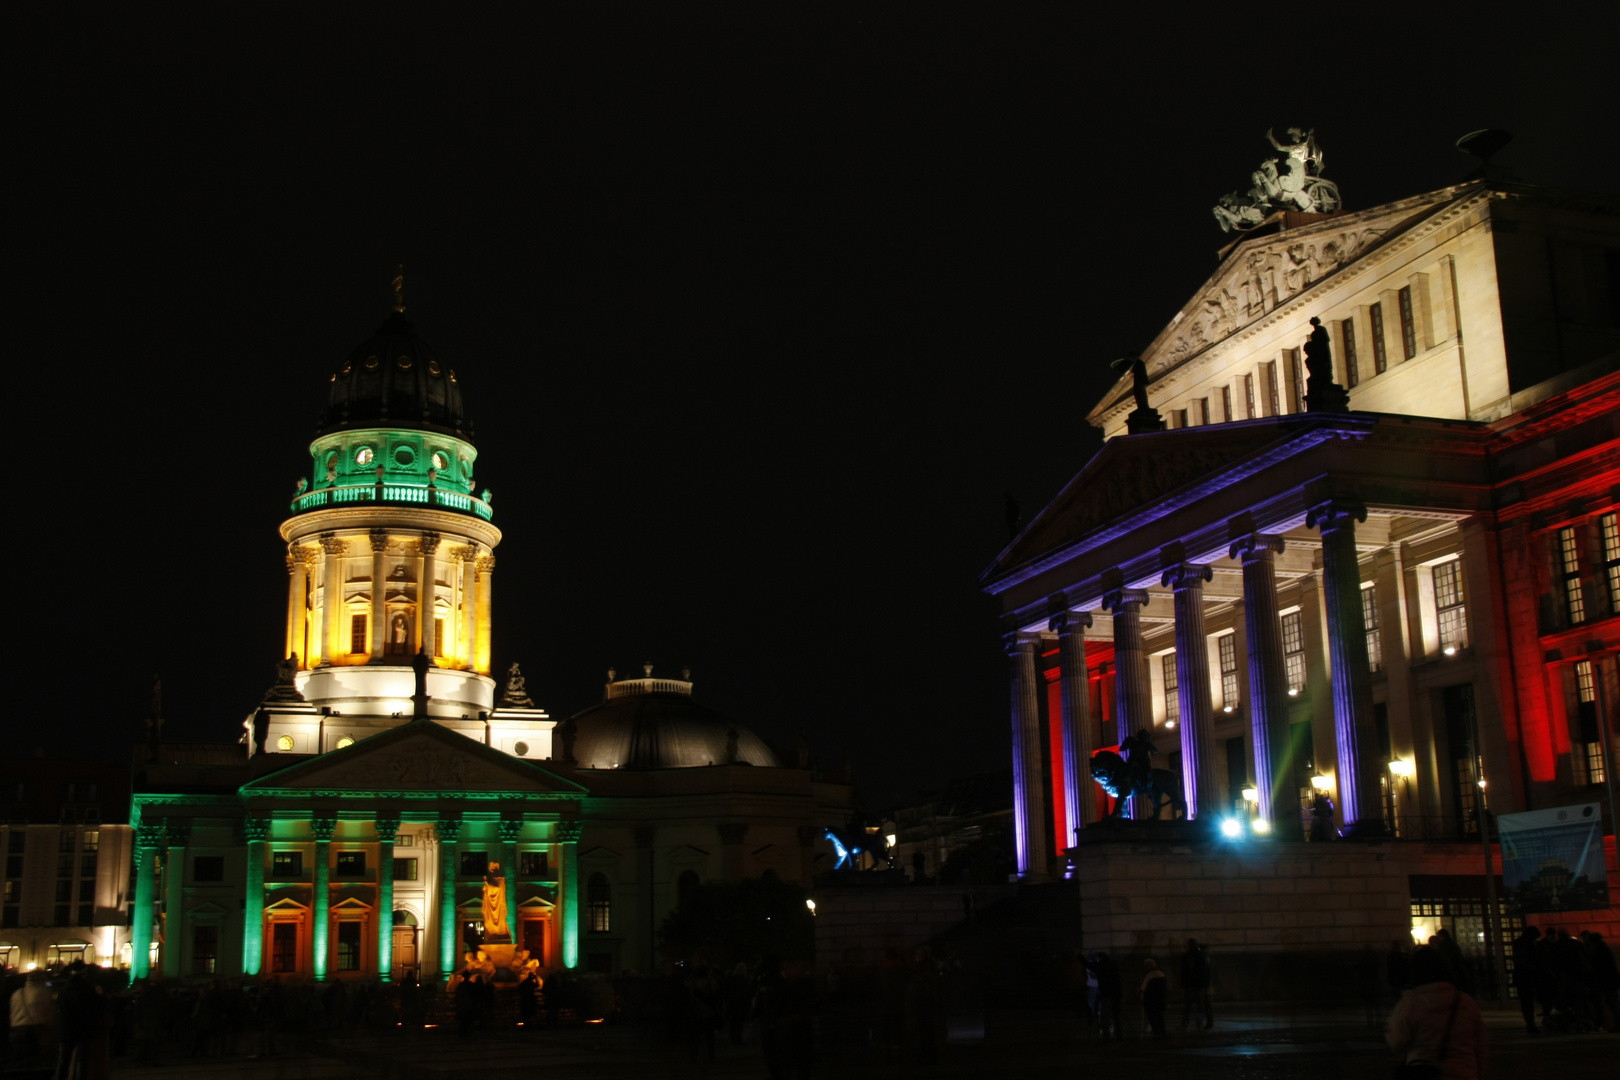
xmin=1163 ymin=562 xmax=1217 ymax=821
xmin=1005 ymin=633 xmax=1048 ymax=878
xmin=1051 ymin=610 xmax=1095 ymax=840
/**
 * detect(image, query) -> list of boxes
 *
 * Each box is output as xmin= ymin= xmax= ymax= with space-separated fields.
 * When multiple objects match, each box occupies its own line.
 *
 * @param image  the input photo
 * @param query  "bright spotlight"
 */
xmin=1241 ymin=786 xmax=1259 ymax=803
xmin=1251 ymin=818 xmax=1270 ymax=835
xmin=1220 ymin=819 xmax=1243 ymax=839
xmin=1443 ymin=646 xmax=1457 ymax=656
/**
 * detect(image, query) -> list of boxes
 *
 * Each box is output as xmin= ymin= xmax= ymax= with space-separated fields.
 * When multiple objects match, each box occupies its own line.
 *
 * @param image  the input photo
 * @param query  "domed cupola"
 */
xmin=320 ymin=310 xmax=470 ymax=439
xmin=569 ymin=666 xmax=783 ymax=770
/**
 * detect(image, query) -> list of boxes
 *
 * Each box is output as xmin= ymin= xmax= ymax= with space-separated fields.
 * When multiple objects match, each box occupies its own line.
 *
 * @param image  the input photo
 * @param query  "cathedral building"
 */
xmin=118 ymin=296 xmax=851 ymax=985
xmin=981 ymin=175 xmax=1619 ymax=983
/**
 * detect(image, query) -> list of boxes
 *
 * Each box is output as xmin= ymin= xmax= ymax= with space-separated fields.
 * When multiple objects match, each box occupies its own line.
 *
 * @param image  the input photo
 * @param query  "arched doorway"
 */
xmin=391 ymin=908 xmax=420 ymax=982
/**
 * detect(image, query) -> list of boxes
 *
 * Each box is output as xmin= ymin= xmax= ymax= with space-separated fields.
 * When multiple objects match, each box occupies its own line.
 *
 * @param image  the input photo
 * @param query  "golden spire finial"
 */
xmin=391 ymin=262 xmax=406 ymax=314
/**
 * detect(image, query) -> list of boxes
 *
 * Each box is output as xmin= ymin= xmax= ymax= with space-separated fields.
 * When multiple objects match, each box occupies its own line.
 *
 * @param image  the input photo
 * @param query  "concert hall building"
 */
xmin=981 ymin=176 xmax=1619 ymax=985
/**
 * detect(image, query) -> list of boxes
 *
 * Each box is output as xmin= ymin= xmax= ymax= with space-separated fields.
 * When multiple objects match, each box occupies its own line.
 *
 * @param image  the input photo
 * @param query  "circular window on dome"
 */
xmin=276 ymin=735 xmax=295 ymax=751
xmin=329 ymin=373 xmax=337 ymax=382
xmin=514 ymin=741 xmax=529 ymax=758
xmin=428 ymin=360 xmax=442 ymax=375
xmin=341 ymin=359 xmax=352 ymax=374
xmin=431 ymin=451 xmax=447 ymax=471
xmin=393 ymin=446 xmax=415 ymax=468
xmin=447 ymin=368 xmax=457 ymax=383
xmin=365 ymin=354 xmax=380 ymax=370
xmin=397 ymin=354 xmax=413 ymax=370
xmin=355 ymin=447 xmax=375 ymax=467
xmin=335 ymin=736 xmax=354 ymax=749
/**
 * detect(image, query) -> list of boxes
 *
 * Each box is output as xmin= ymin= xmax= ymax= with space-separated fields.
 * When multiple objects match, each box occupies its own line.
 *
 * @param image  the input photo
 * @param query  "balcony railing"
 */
xmin=289 ymin=483 xmax=493 ymax=521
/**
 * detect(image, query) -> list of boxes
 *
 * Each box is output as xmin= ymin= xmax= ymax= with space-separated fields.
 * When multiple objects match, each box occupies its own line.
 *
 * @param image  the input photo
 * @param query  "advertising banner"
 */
xmin=1498 ymin=803 xmax=1610 ymax=914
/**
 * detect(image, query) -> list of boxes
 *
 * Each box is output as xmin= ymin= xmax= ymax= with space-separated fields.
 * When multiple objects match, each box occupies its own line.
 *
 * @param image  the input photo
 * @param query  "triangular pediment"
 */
xmin=516 ymin=894 xmax=555 ymax=910
xmin=985 ymin=421 xmax=1299 ymax=583
xmin=265 ymin=897 xmax=308 ymax=914
xmin=332 ymin=897 xmax=373 ymax=912
xmin=241 ymin=720 xmax=588 ymax=798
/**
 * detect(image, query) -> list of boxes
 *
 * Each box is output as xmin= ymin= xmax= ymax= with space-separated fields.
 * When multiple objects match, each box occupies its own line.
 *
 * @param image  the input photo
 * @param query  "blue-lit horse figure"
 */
xmin=1090 ymin=729 xmax=1187 ymax=821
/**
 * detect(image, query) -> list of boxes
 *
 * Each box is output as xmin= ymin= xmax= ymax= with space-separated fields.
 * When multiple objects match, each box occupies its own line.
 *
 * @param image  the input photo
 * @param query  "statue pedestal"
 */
xmin=479 ymin=944 xmax=523 ymax=985
xmin=1126 ymin=408 xmax=1165 ymax=435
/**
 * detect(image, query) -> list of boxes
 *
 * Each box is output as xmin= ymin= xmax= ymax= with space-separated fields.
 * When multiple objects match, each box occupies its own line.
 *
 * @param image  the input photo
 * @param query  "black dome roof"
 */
xmin=570 ymin=691 xmax=782 ymax=770
xmin=319 ymin=312 xmax=471 ymax=438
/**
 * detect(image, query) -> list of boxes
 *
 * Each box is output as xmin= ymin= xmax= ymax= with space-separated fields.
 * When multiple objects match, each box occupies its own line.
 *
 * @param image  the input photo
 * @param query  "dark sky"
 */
xmin=13 ymin=4 xmax=1617 ymax=810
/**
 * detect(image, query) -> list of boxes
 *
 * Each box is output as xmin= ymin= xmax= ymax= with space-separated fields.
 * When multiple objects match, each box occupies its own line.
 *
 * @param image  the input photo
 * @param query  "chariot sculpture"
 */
xmin=1213 ymin=128 xmax=1342 ymax=233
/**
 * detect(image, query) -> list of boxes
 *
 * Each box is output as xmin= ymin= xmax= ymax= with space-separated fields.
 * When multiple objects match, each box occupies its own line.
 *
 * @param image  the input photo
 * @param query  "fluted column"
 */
xmin=129 ymin=826 xmax=162 ymax=983
xmin=475 ymin=555 xmax=496 ymax=674
xmin=1231 ymin=533 xmax=1293 ymax=836
xmin=369 ymin=530 xmax=389 ymax=662
xmin=457 ymin=547 xmax=479 ymax=672
xmin=1307 ymin=497 xmax=1383 ymax=836
xmin=419 ymin=533 xmax=441 ymax=658
xmin=161 ymin=819 xmax=190 ymax=978
xmin=311 ymin=817 xmax=335 ymax=979
xmin=375 ymin=818 xmax=398 ymax=981
xmin=558 ymin=819 xmax=582 ymax=970
xmin=436 ymin=815 xmax=462 ymax=981
xmin=1102 ymin=587 xmax=1153 ymax=820
xmin=1051 ymin=610 xmax=1096 ymax=840
xmin=1005 ymin=633 xmax=1047 ymax=877
xmin=319 ymin=535 xmax=346 ymax=666
xmin=241 ymin=818 xmax=269 ymax=976
xmin=285 ymin=553 xmax=303 ymax=664
xmin=1163 ymin=562 xmax=1217 ymax=821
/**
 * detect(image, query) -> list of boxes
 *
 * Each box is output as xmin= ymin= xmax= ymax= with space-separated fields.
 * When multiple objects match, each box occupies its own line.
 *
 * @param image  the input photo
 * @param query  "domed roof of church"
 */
xmin=568 ymin=674 xmax=782 ymax=770
xmin=318 ymin=311 xmax=471 ymax=438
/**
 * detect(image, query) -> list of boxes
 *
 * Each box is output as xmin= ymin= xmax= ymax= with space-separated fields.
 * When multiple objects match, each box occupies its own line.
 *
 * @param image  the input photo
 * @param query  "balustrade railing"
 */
xmin=290 ymin=483 xmax=492 ymax=521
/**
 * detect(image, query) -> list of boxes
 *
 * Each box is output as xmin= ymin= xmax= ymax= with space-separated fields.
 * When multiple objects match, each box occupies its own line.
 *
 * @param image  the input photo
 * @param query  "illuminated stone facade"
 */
xmin=983 ymin=178 xmax=1619 ymax=984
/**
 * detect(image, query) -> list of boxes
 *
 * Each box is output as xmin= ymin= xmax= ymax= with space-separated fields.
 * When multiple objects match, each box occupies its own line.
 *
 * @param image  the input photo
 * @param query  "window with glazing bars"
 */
xmin=192 ymin=925 xmax=218 ymax=975
xmin=1290 ymin=348 xmax=1305 ymax=412
xmin=1218 ymin=634 xmax=1238 ymax=709
xmin=1573 ymin=661 xmax=1606 ymax=786
xmin=1281 ymin=611 xmax=1306 ymax=691
xmin=1162 ymin=654 xmax=1179 ymax=725
xmin=1398 ymin=286 xmax=1418 ymax=359
xmin=350 ymin=613 xmax=367 ymax=654
xmin=1559 ymin=527 xmax=1586 ymax=624
xmin=1362 ymin=584 xmax=1382 ymax=672
xmin=1244 ymin=373 xmax=1256 ymax=418
xmin=1369 ymin=302 xmax=1388 ymax=374
xmin=1220 ymin=386 xmax=1232 ymax=422
xmin=1198 ymin=398 xmax=1210 ymax=425
xmin=337 ymin=921 xmax=361 ymax=971
xmin=1342 ymin=318 xmax=1359 ymax=387
xmin=1602 ymin=513 xmax=1620 ymax=611
xmin=587 ymin=873 xmax=612 ymax=933
xmin=1434 ymin=560 xmax=1468 ymax=651
xmin=1266 ymin=361 xmax=1281 ymax=416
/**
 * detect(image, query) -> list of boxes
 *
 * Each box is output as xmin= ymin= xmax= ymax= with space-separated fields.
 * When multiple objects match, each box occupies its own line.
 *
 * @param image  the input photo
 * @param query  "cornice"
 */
xmin=281 ymin=506 xmax=501 ymax=549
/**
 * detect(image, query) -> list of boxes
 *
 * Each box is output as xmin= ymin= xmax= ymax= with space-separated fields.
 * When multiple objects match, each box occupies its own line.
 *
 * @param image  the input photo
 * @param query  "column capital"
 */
xmin=164 ymin=818 xmax=192 ymax=847
xmin=435 ymin=815 xmax=463 ymax=845
xmin=555 ymin=819 xmax=584 ymax=845
xmin=1003 ymin=631 xmax=1038 ymax=658
xmin=417 ymin=532 xmax=441 ymax=556
xmin=475 ymin=555 xmax=496 ymax=575
xmin=239 ymin=817 xmax=271 ymax=845
xmin=1160 ymin=562 xmax=1214 ymax=590
xmin=300 ymin=545 xmax=321 ymax=568
xmin=375 ymin=819 xmax=400 ymax=844
xmin=319 ymin=534 xmax=348 ymax=556
xmin=369 ymin=529 xmax=391 ymax=553
xmin=496 ymin=818 xmax=525 ymax=844
xmin=1306 ymin=496 xmax=1368 ymax=534
xmin=1048 ymin=610 xmax=1093 ymax=634
xmin=452 ymin=544 xmax=479 ymax=564
xmin=1101 ymin=587 xmax=1150 ymax=613
xmin=135 ymin=825 xmax=164 ymax=850
xmin=1229 ymin=532 xmax=1287 ymax=561
xmin=311 ymin=817 xmax=337 ymax=843
xmin=285 ymin=553 xmax=298 ymax=574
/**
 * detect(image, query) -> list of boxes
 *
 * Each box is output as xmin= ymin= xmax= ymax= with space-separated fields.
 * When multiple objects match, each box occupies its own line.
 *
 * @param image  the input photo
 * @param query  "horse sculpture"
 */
xmin=1090 ymin=729 xmax=1188 ymax=821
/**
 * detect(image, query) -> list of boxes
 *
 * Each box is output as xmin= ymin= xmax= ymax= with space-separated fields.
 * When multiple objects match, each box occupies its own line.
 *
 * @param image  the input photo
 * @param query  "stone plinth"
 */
xmin=813 ymin=880 xmax=1015 ymax=967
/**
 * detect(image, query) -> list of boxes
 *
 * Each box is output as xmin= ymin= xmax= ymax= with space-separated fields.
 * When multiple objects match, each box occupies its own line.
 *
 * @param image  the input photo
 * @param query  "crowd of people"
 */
xmin=1511 ymin=925 xmax=1620 ymax=1034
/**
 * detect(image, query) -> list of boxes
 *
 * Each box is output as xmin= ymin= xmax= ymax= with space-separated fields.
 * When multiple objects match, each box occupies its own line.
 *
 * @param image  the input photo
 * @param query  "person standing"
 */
xmin=1139 ymin=959 xmax=1167 ymax=1039
xmin=1512 ymin=926 xmax=1542 ymax=1034
xmin=1583 ymin=931 xmax=1619 ymax=1032
xmin=1387 ymin=946 xmax=1486 ymax=1079
xmin=1179 ymin=939 xmax=1212 ymax=1031
xmin=9 ymin=970 xmax=52 ymax=1067
xmin=1091 ymin=952 xmax=1123 ymax=1041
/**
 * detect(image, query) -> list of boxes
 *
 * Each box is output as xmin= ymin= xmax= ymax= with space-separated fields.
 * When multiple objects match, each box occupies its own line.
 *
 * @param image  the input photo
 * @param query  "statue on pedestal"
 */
xmin=1112 ymin=356 xmax=1165 ymax=434
xmin=482 ymin=861 xmax=510 ymax=943
xmin=1302 ymin=316 xmax=1350 ymax=412
xmin=1089 ymin=729 xmax=1188 ymax=821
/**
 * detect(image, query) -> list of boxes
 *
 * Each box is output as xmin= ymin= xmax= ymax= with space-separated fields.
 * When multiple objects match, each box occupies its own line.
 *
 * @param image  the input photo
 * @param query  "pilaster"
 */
xmin=241 ymin=818 xmax=269 ymax=976
xmin=435 ymin=815 xmax=462 ymax=981
xmin=311 ymin=817 xmax=335 ymax=979
xmin=161 ymin=819 xmax=190 ymax=979
xmin=558 ymin=819 xmax=582 ymax=970
xmin=129 ymin=826 xmax=163 ymax=982
xmin=375 ymin=818 xmax=399 ymax=980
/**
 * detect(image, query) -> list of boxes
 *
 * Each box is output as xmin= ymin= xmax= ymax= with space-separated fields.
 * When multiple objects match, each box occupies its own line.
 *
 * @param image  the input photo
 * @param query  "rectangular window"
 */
xmin=1398 ymin=286 xmax=1418 ymax=359
xmin=1573 ymin=661 xmax=1606 ymax=786
xmin=1559 ymin=527 xmax=1586 ymax=625
xmin=1175 ymin=408 xmax=1189 ymax=429
xmin=519 ymin=850 xmax=549 ymax=877
xmin=1362 ymin=583 xmax=1382 ymax=672
xmin=434 ymin=618 xmax=446 ymax=657
xmin=80 ymin=853 xmax=97 ymax=878
xmin=2 ymin=906 xmax=18 ymax=928
xmin=192 ymin=925 xmax=219 ymax=975
xmin=1161 ymin=654 xmax=1180 ymax=725
xmin=1290 ymin=347 xmax=1305 ymax=413
xmin=1224 ymin=735 xmax=1247 ymax=813
xmin=335 ymin=852 xmax=366 ymax=878
xmin=337 ymin=921 xmax=361 ymax=971
xmin=1370 ymin=302 xmax=1388 ymax=374
xmin=1244 ymin=373 xmax=1256 ymax=418
xmin=351 ymin=613 xmax=367 ymax=654
xmin=395 ymin=833 xmax=414 ymax=848
xmin=393 ymin=857 xmax=419 ymax=881
xmin=1197 ymin=398 xmax=1210 ymax=426
xmin=56 ymin=880 xmax=72 ymax=903
xmin=460 ymin=851 xmax=489 ymax=877
xmin=1342 ymin=318 xmax=1359 ymax=387
xmin=5 ymin=856 xmax=21 ymax=878
xmin=1218 ymin=634 xmax=1238 ymax=710
xmin=59 ymin=829 xmax=76 ymax=853
xmin=193 ymin=855 xmax=225 ymax=883
xmin=57 ymin=854 xmax=74 ymax=878
xmin=54 ymin=904 xmax=70 ymax=926
xmin=588 ymin=875 xmax=612 ymax=933
xmin=1266 ymin=361 xmax=1281 ymax=416
xmin=272 ymin=922 xmax=298 ymax=973
xmin=1434 ymin=560 xmax=1468 ymax=652
xmin=1220 ymin=385 xmax=1232 ymax=422
xmin=1281 ymin=611 xmax=1306 ymax=692
xmin=78 ymin=880 xmax=94 ymax=902
xmin=77 ymin=903 xmax=93 ymax=927
xmin=271 ymin=851 xmax=303 ymax=878
xmin=81 ymin=830 xmax=99 ymax=853
xmin=7 ymin=832 xmax=23 ymax=854
xmin=1601 ymin=511 xmax=1620 ymax=612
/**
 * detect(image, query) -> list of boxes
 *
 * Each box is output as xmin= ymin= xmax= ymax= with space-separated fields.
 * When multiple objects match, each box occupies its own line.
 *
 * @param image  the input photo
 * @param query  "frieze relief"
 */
xmin=297 ymin=742 xmax=516 ymax=790
xmin=1154 ymin=227 xmax=1382 ymax=373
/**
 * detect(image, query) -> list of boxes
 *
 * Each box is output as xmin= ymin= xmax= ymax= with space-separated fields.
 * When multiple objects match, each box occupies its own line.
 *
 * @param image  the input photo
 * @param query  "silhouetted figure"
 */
xmin=1180 ymin=938 xmax=1212 ymax=1031
xmin=1512 ymin=926 xmax=1542 ymax=1033
xmin=1585 ymin=931 xmax=1620 ymax=1032
xmin=1435 ymin=929 xmax=1473 ymax=995
xmin=1356 ymin=944 xmax=1383 ymax=1029
xmin=518 ymin=970 xmax=539 ymax=1029
xmin=684 ymin=963 xmax=720 ymax=1062
xmin=1088 ymin=952 xmax=1123 ymax=1040
xmin=1387 ymin=939 xmax=1410 ymax=999
xmin=454 ymin=975 xmax=476 ymax=1037
xmin=725 ymin=962 xmax=753 ymax=1045
xmin=1308 ymin=792 xmax=1336 ymax=841
xmin=1139 ymin=959 xmax=1167 ymax=1038
xmin=1387 ymin=945 xmax=1486 ymax=1078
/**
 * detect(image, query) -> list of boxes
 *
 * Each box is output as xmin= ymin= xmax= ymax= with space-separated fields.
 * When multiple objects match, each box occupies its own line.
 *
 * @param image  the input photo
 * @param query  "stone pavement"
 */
xmin=80 ymin=1004 xmax=1617 ymax=1079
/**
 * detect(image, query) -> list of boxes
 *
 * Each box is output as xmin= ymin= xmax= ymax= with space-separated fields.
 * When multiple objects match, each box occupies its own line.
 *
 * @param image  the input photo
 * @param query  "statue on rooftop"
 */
xmin=1213 ymin=128 xmax=1342 ymax=233
xmin=500 ymin=662 xmax=534 ymax=708
xmin=1303 ymin=316 xmax=1350 ymax=412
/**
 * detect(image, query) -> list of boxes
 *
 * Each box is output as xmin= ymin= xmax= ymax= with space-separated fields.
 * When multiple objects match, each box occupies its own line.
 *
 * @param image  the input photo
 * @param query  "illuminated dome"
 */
xmin=569 ymin=671 xmax=782 ymax=770
xmin=319 ymin=311 xmax=471 ymax=438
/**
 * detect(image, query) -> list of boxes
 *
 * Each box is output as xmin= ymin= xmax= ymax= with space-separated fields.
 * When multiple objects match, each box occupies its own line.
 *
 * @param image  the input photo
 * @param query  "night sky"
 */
xmin=13 ymin=5 xmax=1617 ymax=810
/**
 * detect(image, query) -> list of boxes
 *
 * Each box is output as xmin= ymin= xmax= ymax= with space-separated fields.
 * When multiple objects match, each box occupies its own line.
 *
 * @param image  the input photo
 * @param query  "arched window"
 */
xmin=677 ymin=869 xmax=700 ymax=908
xmin=587 ymin=873 xmax=611 ymax=933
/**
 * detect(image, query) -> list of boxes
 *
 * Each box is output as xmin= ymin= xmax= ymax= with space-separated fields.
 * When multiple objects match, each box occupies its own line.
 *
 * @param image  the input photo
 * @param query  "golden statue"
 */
xmin=482 ymin=861 xmax=509 ymax=940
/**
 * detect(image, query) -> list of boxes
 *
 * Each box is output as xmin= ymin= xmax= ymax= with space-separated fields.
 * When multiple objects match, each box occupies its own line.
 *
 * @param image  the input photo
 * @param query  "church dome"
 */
xmin=318 ymin=311 xmax=471 ymax=438
xmin=568 ymin=672 xmax=782 ymax=770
